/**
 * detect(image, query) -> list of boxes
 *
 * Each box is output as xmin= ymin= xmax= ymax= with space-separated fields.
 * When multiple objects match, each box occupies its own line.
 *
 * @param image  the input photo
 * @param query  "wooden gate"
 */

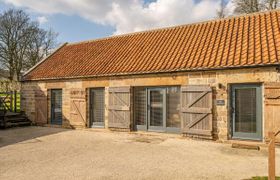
xmin=0 ymin=91 xmax=20 ymax=112
xmin=70 ymin=89 xmax=86 ymax=127
xmin=264 ymin=82 xmax=280 ymax=143
xmin=108 ymin=87 xmax=131 ymax=129
xmin=35 ymin=90 xmax=48 ymax=124
xmin=181 ymin=85 xmax=213 ymax=139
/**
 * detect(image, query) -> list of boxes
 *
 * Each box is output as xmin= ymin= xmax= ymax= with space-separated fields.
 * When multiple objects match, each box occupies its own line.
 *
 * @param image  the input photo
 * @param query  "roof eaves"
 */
xmin=22 ymin=62 xmax=280 ymax=82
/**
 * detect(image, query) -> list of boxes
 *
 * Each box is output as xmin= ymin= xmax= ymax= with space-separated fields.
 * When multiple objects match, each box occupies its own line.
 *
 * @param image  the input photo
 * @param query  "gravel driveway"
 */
xmin=0 ymin=126 xmax=279 ymax=180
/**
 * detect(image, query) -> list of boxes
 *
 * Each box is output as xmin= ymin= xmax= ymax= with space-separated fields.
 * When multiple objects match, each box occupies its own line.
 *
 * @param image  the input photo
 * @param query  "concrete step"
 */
xmin=232 ymin=143 xmax=261 ymax=150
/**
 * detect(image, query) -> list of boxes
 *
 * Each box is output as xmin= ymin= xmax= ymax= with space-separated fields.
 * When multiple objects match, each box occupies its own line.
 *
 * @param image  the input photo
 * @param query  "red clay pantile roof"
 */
xmin=24 ymin=10 xmax=280 ymax=81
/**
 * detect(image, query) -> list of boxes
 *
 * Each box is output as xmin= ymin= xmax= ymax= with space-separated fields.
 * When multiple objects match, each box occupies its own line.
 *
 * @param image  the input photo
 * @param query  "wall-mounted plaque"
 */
xmin=70 ymin=89 xmax=86 ymax=99
xmin=216 ymin=100 xmax=225 ymax=106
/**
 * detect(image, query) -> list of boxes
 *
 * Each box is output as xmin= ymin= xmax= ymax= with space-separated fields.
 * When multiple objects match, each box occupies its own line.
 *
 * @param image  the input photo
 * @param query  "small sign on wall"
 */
xmin=216 ymin=100 xmax=225 ymax=106
xmin=70 ymin=89 xmax=86 ymax=99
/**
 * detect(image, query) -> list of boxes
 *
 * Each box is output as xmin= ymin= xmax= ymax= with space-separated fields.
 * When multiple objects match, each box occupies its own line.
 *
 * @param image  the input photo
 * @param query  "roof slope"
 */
xmin=24 ymin=10 xmax=280 ymax=81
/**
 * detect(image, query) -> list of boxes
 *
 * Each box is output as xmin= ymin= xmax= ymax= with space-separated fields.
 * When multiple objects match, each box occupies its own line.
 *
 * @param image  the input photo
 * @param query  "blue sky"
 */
xmin=39 ymin=15 xmax=115 ymax=43
xmin=0 ymin=0 xmax=233 ymax=43
xmin=0 ymin=1 xmax=115 ymax=43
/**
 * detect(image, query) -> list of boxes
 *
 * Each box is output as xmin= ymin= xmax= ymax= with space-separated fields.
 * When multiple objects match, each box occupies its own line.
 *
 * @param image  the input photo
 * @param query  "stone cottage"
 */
xmin=21 ymin=10 xmax=280 ymax=142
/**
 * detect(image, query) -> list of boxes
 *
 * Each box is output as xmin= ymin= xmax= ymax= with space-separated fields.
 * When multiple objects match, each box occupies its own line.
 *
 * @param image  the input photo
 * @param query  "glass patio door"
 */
xmin=89 ymin=88 xmax=105 ymax=127
xmin=231 ymin=84 xmax=262 ymax=140
xmin=51 ymin=89 xmax=62 ymax=125
xmin=147 ymin=88 xmax=166 ymax=131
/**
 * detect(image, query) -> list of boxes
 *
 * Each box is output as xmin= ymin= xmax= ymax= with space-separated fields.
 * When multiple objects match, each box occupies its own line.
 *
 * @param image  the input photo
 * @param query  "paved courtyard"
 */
xmin=0 ymin=126 xmax=279 ymax=180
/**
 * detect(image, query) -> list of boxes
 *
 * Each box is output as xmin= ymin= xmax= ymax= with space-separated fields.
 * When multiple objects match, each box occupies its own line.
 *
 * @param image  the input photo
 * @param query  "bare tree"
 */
xmin=0 ymin=9 xmax=58 ymax=81
xmin=233 ymin=0 xmax=263 ymax=14
xmin=24 ymin=29 xmax=58 ymax=70
xmin=264 ymin=0 xmax=279 ymax=10
xmin=0 ymin=9 xmax=28 ymax=81
xmin=217 ymin=0 xmax=227 ymax=18
xmin=233 ymin=0 xmax=279 ymax=14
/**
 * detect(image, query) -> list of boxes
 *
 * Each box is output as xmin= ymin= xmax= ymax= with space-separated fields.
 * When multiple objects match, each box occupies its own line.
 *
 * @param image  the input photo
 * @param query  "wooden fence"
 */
xmin=0 ymin=91 xmax=21 ymax=113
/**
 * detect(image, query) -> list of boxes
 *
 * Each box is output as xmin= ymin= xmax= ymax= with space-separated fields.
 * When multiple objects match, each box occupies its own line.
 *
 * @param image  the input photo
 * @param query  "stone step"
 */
xmin=5 ymin=114 xmax=27 ymax=118
xmin=0 ymin=111 xmax=31 ymax=128
xmin=5 ymin=121 xmax=31 ymax=127
xmin=5 ymin=117 xmax=28 ymax=123
xmin=232 ymin=143 xmax=260 ymax=150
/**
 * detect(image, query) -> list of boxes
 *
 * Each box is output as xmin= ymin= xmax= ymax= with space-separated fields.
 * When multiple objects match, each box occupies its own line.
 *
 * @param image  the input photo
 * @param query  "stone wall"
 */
xmin=186 ymin=67 xmax=280 ymax=140
xmin=21 ymin=66 xmax=280 ymax=141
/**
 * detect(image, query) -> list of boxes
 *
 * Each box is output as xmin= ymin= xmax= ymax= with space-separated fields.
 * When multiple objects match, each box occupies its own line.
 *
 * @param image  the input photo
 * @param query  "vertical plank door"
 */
xmin=108 ymin=87 xmax=131 ymax=129
xmin=181 ymin=85 xmax=213 ymax=139
xmin=35 ymin=90 xmax=48 ymax=125
xmin=264 ymin=82 xmax=280 ymax=143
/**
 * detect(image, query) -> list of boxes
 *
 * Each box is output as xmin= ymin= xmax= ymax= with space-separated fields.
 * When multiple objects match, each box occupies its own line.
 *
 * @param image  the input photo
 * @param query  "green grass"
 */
xmin=252 ymin=177 xmax=280 ymax=180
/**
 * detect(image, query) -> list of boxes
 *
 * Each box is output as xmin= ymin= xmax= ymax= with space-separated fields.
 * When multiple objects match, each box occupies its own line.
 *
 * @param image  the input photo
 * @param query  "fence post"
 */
xmin=9 ymin=91 xmax=13 ymax=112
xmin=14 ymin=91 xmax=17 ymax=112
xmin=268 ymin=131 xmax=275 ymax=180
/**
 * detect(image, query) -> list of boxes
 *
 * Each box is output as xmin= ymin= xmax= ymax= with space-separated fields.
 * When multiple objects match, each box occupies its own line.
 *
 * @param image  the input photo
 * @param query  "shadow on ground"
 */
xmin=0 ymin=126 xmax=70 ymax=148
xmin=129 ymin=136 xmax=166 ymax=144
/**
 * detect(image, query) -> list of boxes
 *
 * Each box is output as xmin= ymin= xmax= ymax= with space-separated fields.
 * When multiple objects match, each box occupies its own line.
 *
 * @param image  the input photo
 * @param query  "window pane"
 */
xmin=91 ymin=89 xmax=104 ymax=123
xmin=134 ymin=87 xmax=146 ymax=126
xmin=235 ymin=88 xmax=257 ymax=133
xmin=51 ymin=90 xmax=62 ymax=124
xmin=150 ymin=90 xmax=163 ymax=126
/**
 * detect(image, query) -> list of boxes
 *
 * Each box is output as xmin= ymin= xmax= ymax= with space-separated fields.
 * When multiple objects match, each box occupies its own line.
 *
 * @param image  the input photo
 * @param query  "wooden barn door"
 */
xmin=264 ymin=82 xmax=280 ymax=143
xmin=70 ymin=89 xmax=86 ymax=127
xmin=35 ymin=90 xmax=48 ymax=125
xmin=108 ymin=87 xmax=131 ymax=129
xmin=181 ymin=85 xmax=213 ymax=138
